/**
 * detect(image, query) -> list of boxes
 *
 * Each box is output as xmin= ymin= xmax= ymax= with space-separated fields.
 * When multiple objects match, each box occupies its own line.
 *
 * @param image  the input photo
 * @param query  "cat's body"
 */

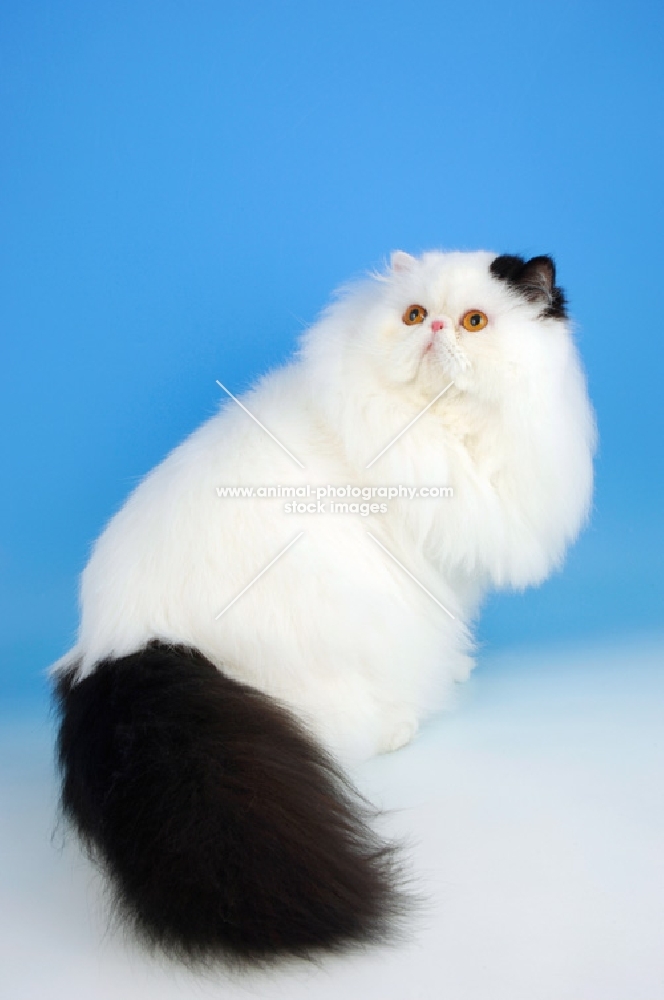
xmin=54 ymin=250 xmax=595 ymax=961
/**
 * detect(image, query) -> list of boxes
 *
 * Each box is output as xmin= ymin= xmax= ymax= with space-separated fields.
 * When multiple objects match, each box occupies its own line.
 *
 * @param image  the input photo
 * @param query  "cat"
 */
xmin=53 ymin=249 xmax=596 ymax=963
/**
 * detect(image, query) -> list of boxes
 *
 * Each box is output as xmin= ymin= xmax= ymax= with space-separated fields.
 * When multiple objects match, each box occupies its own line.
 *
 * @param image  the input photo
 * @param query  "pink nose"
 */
xmin=430 ymin=320 xmax=445 ymax=333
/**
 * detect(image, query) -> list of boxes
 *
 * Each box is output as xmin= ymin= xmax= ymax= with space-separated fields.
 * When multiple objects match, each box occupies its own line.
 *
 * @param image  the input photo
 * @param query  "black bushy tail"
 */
xmin=55 ymin=641 xmax=404 ymax=963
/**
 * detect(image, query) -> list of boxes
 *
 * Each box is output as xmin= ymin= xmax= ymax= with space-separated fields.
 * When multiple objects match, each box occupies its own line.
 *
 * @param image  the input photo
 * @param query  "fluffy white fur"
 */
xmin=55 ymin=250 xmax=595 ymax=760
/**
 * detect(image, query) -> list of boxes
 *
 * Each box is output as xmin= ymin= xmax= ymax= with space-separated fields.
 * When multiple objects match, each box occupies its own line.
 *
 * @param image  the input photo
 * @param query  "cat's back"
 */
xmin=72 ymin=363 xmax=354 ymax=673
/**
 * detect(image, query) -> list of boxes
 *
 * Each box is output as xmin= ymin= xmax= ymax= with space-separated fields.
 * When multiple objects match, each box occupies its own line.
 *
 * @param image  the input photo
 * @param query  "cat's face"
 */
xmin=356 ymin=250 xmax=569 ymax=400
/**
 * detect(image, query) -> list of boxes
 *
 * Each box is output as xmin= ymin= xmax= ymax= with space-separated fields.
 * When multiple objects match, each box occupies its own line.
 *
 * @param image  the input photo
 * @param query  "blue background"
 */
xmin=2 ymin=0 xmax=663 ymax=707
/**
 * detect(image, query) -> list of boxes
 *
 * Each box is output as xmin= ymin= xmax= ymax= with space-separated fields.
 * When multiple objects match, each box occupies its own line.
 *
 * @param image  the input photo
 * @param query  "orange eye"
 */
xmin=461 ymin=309 xmax=488 ymax=332
xmin=402 ymin=304 xmax=428 ymax=325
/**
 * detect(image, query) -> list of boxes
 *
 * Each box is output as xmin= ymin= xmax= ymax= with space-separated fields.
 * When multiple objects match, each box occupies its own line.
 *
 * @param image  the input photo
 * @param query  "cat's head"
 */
xmin=305 ymin=249 xmax=571 ymax=405
xmin=376 ymin=249 xmax=569 ymax=395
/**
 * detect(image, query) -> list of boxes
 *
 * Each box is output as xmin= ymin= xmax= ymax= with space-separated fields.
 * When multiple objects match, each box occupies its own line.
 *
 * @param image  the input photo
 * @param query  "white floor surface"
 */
xmin=1 ymin=635 xmax=663 ymax=1000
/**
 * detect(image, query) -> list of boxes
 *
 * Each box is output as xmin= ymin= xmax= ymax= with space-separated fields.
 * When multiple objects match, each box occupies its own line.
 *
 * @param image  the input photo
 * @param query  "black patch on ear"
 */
xmin=490 ymin=254 xmax=568 ymax=319
xmin=489 ymin=254 xmax=527 ymax=284
xmin=54 ymin=642 xmax=407 ymax=964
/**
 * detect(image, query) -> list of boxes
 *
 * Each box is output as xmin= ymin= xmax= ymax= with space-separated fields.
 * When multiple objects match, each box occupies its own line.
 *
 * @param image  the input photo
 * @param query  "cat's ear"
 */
xmin=489 ymin=254 xmax=526 ymax=284
xmin=517 ymin=256 xmax=556 ymax=302
xmin=490 ymin=254 xmax=567 ymax=319
xmin=390 ymin=250 xmax=416 ymax=274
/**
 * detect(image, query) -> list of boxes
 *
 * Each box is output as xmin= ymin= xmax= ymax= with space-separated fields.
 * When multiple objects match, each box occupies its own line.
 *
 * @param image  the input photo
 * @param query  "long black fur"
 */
xmin=490 ymin=253 xmax=568 ymax=319
xmin=54 ymin=641 xmax=405 ymax=963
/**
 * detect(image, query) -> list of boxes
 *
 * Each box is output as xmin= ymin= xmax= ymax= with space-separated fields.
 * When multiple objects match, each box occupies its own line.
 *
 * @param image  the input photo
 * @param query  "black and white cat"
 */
xmin=53 ymin=249 xmax=595 ymax=962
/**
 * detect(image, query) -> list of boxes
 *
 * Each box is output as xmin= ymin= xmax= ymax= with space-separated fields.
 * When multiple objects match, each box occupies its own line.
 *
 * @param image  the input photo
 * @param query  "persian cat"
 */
xmin=53 ymin=249 xmax=595 ymax=963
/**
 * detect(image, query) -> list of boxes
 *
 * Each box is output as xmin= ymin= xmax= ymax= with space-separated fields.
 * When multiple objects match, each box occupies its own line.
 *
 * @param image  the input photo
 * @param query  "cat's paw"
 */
xmin=377 ymin=711 xmax=418 ymax=754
